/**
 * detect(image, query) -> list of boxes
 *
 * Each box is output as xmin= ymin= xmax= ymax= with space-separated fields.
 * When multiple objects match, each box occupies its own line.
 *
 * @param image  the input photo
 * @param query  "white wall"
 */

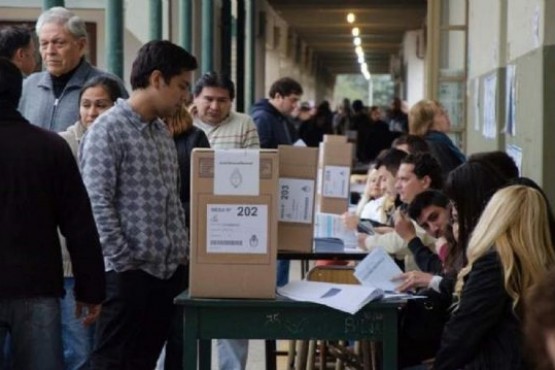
xmin=402 ymin=30 xmax=424 ymax=107
xmin=467 ymin=0 xmax=501 ymax=78
xmin=507 ymin=0 xmax=544 ymax=61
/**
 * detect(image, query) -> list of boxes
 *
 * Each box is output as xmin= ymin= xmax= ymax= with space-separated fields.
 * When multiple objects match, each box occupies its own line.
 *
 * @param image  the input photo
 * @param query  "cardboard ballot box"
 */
xmin=277 ymin=146 xmax=318 ymax=253
xmin=189 ymin=148 xmax=278 ymax=299
xmin=316 ymin=141 xmax=353 ymax=215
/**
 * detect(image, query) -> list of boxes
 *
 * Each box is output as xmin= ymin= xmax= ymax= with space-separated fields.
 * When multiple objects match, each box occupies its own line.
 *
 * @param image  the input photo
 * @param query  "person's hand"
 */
xmin=392 ymin=271 xmax=434 ymax=292
xmin=394 ymin=209 xmax=416 ymax=242
xmin=357 ymin=232 xmax=368 ymax=249
xmin=75 ymin=302 xmax=102 ymax=326
xmin=341 ymin=212 xmax=359 ymax=231
xmin=374 ymin=226 xmax=394 ymax=234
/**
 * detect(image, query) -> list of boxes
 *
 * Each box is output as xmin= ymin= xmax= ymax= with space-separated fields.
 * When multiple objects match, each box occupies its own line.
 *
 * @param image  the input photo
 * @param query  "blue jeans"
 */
xmin=218 ymin=339 xmax=248 ymax=370
xmin=276 ymin=259 xmax=290 ymax=287
xmin=0 ymin=297 xmax=63 ymax=370
xmin=61 ymin=277 xmax=95 ymax=370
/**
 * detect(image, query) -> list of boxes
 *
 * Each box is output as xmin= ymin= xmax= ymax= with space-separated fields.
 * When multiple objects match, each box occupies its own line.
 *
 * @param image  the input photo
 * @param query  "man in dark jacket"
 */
xmin=0 ymin=57 xmax=105 ymax=369
xmin=250 ymin=76 xmax=302 ymax=148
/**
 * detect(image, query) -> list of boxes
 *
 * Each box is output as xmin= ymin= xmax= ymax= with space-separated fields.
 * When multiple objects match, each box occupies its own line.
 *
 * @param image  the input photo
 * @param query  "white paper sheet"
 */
xmin=354 ymin=247 xmax=403 ymax=292
xmin=314 ymin=212 xmax=358 ymax=248
xmin=504 ymin=64 xmax=517 ymax=136
xmin=506 ymin=144 xmax=522 ymax=175
xmin=207 ymin=204 xmax=267 ymax=254
xmin=214 ymin=150 xmax=259 ymax=195
xmin=277 ymin=280 xmax=383 ymax=315
xmin=278 ymin=178 xmax=315 ymax=224
xmin=482 ymin=73 xmax=497 ymax=140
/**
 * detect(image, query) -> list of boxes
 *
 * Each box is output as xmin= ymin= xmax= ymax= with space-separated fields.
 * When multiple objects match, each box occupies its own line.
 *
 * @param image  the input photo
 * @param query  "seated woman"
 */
xmin=409 ymin=99 xmax=465 ymax=179
xmin=434 ymin=185 xmax=555 ymax=369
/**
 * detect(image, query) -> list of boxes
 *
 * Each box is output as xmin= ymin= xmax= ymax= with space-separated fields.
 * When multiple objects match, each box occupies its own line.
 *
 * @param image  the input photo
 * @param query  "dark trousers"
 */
xmin=90 ymin=266 xmax=188 ymax=370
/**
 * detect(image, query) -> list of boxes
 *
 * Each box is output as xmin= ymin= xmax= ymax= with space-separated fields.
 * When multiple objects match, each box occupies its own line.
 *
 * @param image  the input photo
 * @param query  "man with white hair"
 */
xmin=19 ymin=6 xmax=126 ymax=132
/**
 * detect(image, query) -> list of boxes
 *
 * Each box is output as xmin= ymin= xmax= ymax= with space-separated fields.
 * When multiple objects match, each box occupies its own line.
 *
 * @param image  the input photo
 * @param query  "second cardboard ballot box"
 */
xmin=277 ymin=146 xmax=319 ymax=253
xmin=189 ymin=148 xmax=278 ymax=299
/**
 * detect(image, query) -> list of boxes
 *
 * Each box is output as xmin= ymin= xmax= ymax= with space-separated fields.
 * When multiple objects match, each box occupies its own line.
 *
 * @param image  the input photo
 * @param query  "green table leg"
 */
xmin=183 ymin=308 xmax=199 ymax=370
xmin=382 ymin=309 xmax=398 ymax=369
xmin=199 ymin=339 xmax=211 ymax=370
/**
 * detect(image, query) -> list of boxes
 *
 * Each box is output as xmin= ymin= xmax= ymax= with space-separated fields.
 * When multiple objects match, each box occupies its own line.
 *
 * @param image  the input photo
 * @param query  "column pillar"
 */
xmin=201 ymin=0 xmax=214 ymax=73
xmin=106 ymin=0 xmax=124 ymax=78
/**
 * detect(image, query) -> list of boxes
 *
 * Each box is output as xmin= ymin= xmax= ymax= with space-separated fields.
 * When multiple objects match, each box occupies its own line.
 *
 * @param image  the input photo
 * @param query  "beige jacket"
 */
xmin=58 ymin=121 xmax=87 ymax=276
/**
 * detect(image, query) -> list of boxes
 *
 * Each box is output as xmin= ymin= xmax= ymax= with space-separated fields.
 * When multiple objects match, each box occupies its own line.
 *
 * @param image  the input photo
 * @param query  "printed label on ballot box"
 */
xmin=207 ymin=204 xmax=268 ymax=254
xmin=322 ymin=165 xmax=350 ymax=198
xmin=278 ymin=178 xmax=315 ymax=224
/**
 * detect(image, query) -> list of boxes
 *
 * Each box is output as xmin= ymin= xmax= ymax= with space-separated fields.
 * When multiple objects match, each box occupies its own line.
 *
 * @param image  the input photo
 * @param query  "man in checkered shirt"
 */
xmin=79 ymin=40 xmax=197 ymax=369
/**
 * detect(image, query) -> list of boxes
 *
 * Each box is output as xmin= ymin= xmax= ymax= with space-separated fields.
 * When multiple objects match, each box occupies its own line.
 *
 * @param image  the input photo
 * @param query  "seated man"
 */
xmin=357 ymin=152 xmax=443 ymax=271
xmin=394 ymin=190 xmax=452 ymax=288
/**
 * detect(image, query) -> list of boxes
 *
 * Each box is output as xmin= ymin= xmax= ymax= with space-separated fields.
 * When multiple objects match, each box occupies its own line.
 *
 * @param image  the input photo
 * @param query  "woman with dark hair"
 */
xmin=58 ymin=75 xmax=125 ymax=370
xmin=164 ymin=103 xmax=210 ymax=227
xmin=443 ymin=160 xmax=509 ymax=273
xmin=468 ymin=150 xmax=519 ymax=180
xmin=395 ymin=160 xmax=510 ymax=368
xmin=59 ymin=75 xmax=124 ymax=155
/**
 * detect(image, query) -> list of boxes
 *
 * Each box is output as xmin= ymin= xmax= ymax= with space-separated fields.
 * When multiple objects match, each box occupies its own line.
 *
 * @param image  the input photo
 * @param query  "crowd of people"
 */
xmin=1 ymin=5 xmax=555 ymax=370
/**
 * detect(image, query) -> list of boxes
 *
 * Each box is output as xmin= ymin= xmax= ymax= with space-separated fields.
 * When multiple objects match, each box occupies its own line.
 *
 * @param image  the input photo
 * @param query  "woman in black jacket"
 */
xmin=164 ymin=103 xmax=210 ymax=228
xmin=435 ymin=185 xmax=555 ymax=369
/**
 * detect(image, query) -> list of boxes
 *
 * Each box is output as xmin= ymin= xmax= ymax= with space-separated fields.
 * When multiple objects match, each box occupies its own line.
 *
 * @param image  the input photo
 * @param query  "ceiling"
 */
xmin=267 ymin=0 xmax=428 ymax=76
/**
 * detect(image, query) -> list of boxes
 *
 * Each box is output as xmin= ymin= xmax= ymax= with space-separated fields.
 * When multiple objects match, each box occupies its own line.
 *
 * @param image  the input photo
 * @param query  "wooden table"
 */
xmin=175 ymin=291 xmax=404 ymax=370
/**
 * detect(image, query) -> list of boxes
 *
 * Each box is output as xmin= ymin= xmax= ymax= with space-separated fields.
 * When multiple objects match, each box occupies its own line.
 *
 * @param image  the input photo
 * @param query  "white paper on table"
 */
xmin=206 ymin=204 xmax=267 ymax=254
xmin=314 ymin=212 xmax=358 ymax=248
xmin=277 ymin=280 xmax=383 ymax=315
xmin=278 ymin=178 xmax=315 ymax=224
xmin=354 ymin=247 xmax=403 ymax=292
xmin=214 ymin=149 xmax=259 ymax=195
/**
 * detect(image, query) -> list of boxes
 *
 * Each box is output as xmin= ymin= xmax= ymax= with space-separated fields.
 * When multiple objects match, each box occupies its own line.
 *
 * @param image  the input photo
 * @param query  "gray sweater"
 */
xmin=19 ymin=59 xmax=127 ymax=132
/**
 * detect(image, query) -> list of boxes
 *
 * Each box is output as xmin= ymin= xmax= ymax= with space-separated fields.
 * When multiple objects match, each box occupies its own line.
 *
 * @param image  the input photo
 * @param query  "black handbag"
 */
xmin=397 ymin=289 xmax=451 ymax=368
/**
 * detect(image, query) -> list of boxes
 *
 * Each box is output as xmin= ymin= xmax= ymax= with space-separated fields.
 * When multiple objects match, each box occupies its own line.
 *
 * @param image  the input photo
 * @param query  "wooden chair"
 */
xmin=290 ymin=265 xmax=377 ymax=370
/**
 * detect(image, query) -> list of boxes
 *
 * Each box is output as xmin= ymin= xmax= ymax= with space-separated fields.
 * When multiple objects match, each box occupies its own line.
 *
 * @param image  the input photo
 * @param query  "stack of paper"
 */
xmin=277 ymin=280 xmax=383 ymax=315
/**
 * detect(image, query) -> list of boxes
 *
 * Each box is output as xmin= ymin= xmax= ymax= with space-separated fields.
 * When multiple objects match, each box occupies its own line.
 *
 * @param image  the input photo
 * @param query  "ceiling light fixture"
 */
xmin=357 ymin=55 xmax=365 ymax=64
xmin=353 ymin=37 xmax=361 ymax=46
xmin=352 ymin=27 xmax=360 ymax=37
xmin=347 ymin=13 xmax=355 ymax=23
xmin=355 ymin=46 xmax=363 ymax=56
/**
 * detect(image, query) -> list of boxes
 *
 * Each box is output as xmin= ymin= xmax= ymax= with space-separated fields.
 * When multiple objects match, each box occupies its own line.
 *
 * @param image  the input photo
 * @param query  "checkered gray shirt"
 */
xmin=79 ymin=99 xmax=188 ymax=279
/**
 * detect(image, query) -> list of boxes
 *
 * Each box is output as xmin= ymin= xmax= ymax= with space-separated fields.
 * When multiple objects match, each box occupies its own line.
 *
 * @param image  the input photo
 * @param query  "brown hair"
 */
xmin=524 ymin=268 xmax=555 ymax=370
xmin=408 ymin=99 xmax=441 ymax=136
xmin=165 ymin=103 xmax=193 ymax=136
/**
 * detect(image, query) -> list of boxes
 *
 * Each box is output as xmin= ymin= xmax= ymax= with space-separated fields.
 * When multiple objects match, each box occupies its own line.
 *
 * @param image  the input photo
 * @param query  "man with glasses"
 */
xmin=250 ymin=76 xmax=302 ymax=148
xmin=19 ymin=7 xmax=126 ymax=132
xmin=192 ymin=71 xmax=259 ymax=149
